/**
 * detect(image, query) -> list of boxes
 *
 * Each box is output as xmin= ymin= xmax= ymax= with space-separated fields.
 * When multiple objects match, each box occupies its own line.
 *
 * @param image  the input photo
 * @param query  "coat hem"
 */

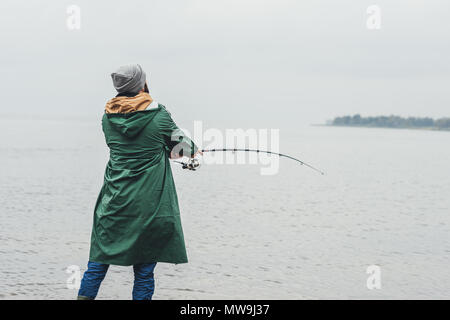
xmin=89 ymin=257 xmax=188 ymax=266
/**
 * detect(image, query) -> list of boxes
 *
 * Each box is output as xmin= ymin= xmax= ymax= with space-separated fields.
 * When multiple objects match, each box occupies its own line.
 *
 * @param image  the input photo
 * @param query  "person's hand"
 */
xmin=170 ymin=150 xmax=182 ymax=159
xmin=192 ymin=150 xmax=203 ymax=158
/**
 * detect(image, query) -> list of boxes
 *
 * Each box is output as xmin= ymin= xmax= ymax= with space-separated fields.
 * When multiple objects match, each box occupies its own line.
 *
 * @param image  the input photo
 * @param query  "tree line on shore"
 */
xmin=331 ymin=114 xmax=450 ymax=130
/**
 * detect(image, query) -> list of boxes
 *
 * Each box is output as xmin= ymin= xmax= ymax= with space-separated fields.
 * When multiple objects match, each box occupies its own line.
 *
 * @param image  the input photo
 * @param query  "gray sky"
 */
xmin=0 ymin=0 xmax=449 ymax=127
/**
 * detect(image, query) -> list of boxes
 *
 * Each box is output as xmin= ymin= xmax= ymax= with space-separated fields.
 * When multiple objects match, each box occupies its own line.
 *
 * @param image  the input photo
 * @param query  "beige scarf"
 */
xmin=105 ymin=92 xmax=153 ymax=114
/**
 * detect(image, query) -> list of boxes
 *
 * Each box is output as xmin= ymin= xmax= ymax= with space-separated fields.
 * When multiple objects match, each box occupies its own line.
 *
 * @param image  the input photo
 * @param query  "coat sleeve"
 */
xmin=158 ymin=106 xmax=199 ymax=157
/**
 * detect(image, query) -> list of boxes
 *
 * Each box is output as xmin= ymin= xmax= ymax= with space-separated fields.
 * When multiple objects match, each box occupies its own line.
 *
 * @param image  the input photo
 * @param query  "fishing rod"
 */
xmin=173 ymin=148 xmax=325 ymax=175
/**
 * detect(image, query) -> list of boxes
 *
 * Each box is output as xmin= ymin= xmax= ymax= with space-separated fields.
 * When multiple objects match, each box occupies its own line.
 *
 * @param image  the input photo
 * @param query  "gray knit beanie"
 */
xmin=111 ymin=64 xmax=146 ymax=94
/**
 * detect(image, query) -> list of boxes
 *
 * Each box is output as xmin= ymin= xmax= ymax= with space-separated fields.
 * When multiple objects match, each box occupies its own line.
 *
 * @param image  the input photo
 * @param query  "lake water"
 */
xmin=1 ymin=117 xmax=449 ymax=299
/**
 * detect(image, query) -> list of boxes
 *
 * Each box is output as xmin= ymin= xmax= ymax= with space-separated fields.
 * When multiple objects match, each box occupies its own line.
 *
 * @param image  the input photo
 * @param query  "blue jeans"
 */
xmin=77 ymin=261 xmax=157 ymax=300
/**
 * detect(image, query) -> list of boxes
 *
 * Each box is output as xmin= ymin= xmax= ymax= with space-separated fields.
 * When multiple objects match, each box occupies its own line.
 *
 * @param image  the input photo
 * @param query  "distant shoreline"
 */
xmin=325 ymin=115 xmax=450 ymax=131
xmin=318 ymin=124 xmax=450 ymax=132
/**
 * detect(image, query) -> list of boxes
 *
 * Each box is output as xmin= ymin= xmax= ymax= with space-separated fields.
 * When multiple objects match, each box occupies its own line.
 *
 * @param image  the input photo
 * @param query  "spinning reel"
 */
xmin=177 ymin=158 xmax=201 ymax=171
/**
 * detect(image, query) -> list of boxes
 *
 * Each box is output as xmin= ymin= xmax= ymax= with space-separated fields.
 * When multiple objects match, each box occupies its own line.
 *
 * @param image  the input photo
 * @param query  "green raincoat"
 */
xmin=89 ymin=103 xmax=197 ymax=266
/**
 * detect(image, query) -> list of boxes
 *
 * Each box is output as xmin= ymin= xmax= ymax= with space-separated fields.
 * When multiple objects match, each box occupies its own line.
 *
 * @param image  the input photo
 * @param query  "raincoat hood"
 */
xmin=104 ymin=92 xmax=159 ymax=138
xmin=105 ymin=92 xmax=153 ymax=114
xmin=106 ymin=109 xmax=160 ymax=138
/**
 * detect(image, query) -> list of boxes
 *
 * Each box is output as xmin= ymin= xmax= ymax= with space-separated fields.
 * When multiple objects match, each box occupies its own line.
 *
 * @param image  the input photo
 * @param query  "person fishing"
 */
xmin=77 ymin=64 xmax=200 ymax=300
